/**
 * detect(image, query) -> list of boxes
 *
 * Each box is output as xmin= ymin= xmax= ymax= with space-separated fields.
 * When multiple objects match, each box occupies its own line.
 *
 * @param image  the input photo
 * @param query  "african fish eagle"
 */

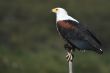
xmin=52 ymin=7 xmax=103 ymax=55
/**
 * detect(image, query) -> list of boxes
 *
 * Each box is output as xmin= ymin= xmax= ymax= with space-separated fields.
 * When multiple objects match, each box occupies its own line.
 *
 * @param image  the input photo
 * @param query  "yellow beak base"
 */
xmin=52 ymin=8 xmax=57 ymax=13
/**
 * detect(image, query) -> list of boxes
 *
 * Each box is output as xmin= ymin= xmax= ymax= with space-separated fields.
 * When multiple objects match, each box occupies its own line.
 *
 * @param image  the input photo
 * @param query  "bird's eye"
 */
xmin=56 ymin=9 xmax=58 ymax=11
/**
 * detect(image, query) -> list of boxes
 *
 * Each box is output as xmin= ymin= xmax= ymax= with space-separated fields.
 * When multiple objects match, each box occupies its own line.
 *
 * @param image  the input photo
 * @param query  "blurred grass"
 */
xmin=0 ymin=47 xmax=110 ymax=73
xmin=0 ymin=47 xmax=67 ymax=73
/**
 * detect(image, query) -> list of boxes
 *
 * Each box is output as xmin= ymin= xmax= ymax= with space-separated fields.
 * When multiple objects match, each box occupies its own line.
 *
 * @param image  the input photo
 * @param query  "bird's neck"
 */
xmin=56 ymin=13 xmax=79 ymax=23
xmin=56 ymin=13 xmax=69 ymax=22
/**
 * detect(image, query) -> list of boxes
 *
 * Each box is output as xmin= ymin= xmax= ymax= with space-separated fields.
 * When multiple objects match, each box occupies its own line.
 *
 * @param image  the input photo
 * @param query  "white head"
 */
xmin=52 ymin=7 xmax=79 ymax=22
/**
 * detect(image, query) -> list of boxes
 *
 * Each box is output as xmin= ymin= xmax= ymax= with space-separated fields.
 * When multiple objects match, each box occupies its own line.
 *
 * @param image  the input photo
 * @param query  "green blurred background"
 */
xmin=0 ymin=0 xmax=110 ymax=73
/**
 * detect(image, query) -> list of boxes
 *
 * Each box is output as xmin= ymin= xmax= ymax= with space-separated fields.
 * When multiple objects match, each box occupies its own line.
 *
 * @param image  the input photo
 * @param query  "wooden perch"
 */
xmin=69 ymin=60 xmax=73 ymax=73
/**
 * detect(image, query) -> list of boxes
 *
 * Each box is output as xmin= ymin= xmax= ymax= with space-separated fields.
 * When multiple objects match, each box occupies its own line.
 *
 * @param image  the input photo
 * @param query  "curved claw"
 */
xmin=66 ymin=50 xmax=73 ymax=62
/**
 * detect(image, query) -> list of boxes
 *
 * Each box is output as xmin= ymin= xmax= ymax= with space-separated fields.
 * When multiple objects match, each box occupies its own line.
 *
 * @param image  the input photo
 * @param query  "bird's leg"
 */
xmin=64 ymin=44 xmax=73 ymax=62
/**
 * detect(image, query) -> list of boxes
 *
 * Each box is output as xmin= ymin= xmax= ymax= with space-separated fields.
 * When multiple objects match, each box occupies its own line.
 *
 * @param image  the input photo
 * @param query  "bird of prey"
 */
xmin=52 ymin=7 xmax=103 ymax=61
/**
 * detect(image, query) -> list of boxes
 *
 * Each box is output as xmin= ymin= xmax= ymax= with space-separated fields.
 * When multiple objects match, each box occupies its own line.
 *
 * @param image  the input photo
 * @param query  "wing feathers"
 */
xmin=57 ymin=20 xmax=103 ymax=54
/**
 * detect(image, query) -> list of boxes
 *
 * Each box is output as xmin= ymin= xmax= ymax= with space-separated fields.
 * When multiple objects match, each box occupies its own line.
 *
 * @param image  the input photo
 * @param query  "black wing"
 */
xmin=57 ymin=20 xmax=103 ymax=54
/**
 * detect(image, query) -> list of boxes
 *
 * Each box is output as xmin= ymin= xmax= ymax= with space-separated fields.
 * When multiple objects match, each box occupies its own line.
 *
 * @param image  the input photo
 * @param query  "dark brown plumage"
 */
xmin=57 ymin=20 xmax=103 ymax=54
